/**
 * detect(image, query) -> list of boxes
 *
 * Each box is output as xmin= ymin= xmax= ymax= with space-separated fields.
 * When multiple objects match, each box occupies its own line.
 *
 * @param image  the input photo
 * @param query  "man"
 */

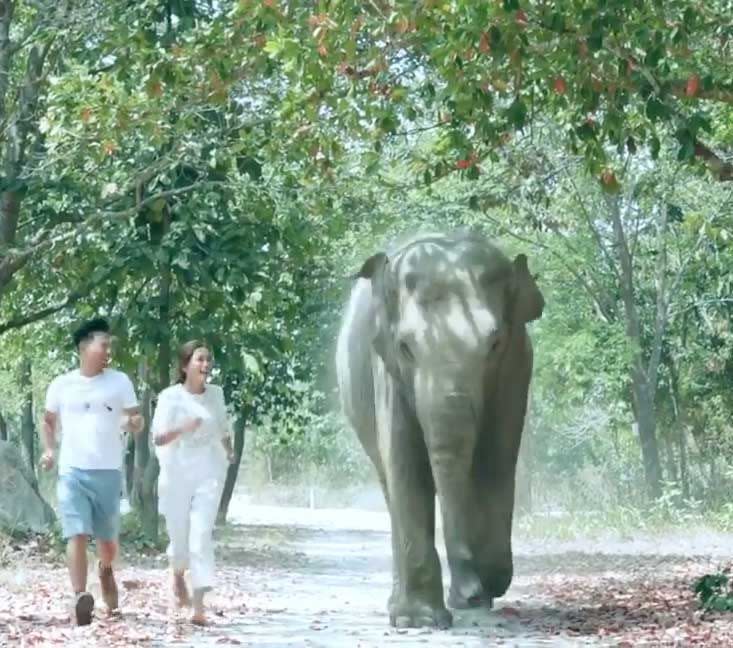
xmin=40 ymin=318 xmax=144 ymax=626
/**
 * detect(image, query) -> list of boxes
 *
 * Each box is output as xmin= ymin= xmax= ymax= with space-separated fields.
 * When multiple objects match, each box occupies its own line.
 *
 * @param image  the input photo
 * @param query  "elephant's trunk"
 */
xmin=415 ymin=377 xmax=485 ymax=604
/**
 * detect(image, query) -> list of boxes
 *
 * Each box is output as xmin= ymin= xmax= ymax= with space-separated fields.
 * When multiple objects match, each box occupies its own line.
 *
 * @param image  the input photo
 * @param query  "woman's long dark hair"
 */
xmin=176 ymin=339 xmax=210 ymax=384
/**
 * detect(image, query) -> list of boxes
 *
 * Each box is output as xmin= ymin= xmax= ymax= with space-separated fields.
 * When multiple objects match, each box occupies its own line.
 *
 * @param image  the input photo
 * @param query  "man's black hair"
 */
xmin=72 ymin=317 xmax=110 ymax=348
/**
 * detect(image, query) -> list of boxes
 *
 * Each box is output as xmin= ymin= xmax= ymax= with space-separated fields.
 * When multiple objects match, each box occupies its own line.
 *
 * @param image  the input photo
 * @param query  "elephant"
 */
xmin=335 ymin=229 xmax=544 ymax=628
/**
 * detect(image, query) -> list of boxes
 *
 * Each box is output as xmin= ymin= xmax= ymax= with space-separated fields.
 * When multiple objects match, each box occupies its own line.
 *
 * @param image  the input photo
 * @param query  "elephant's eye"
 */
xmin=404 ymin=272 xmax=419 ymax=293
xmin=419 ymin=290 xmax=447 ymax=307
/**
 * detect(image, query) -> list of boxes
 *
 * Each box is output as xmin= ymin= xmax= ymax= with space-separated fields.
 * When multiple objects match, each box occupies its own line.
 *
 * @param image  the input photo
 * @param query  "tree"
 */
xmin=232 ymin=1 xmax=733 ymax=185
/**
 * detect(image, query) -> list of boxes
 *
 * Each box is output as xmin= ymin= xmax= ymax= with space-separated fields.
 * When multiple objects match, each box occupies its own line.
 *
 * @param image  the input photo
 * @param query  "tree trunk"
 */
xmin=678 ymin=424 xmax=690 ymax=500
xmin=19 ymin=356 xmax=37 ymax=486
xmin=667 ymin=355 xmax=690 ymax=500
xmin=139 ymin=206 xmax=173 ymax=541
xmin=630 ymin=368 xmax=662 ymax=499
xmin=124 ymin=434 xmax=135 ymax=498
xmin=608 ymin=194 xmax=663 ymax=500
xmin=140 ymin=446 xmax=160 ymax=539
xmin=0 ymin=409 xmax=7 ymax=441
xmin=217 ymin=409 xmax=246 ymax=526
xmin=132 ymin=361 xmax=151 ymax=508
xmin=664 ymin=431 xmax=677 ymax=485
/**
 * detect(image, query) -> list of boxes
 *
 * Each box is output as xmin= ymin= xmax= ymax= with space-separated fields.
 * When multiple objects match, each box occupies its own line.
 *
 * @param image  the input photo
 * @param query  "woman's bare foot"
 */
xmin=172 ymin=571 xmax=191 ymax=608
xmin=191 ymin=587 xmax=207 ymax=625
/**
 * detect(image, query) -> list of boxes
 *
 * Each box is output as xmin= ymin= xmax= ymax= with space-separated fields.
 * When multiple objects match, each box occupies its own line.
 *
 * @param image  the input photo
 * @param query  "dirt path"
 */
xmin=2 ymin=491 xmax=733 ymax=646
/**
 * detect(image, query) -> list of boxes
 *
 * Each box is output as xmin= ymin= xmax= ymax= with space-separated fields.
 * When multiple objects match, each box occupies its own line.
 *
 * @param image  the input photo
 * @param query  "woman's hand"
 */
xmin=155 ymin=418 xmax=202 ymax=446
xmin=181 ymin=417 xmax=203 ymax=435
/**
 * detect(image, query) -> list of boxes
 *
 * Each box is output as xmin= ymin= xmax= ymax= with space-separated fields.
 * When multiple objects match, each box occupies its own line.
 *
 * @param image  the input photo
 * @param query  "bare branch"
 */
xmin=671 ymin=298 xmax=733 ymax=318
xmin=564 ymin=168 xmax=622 ymax=284
xmin=480 ymin=210 xmax=616 ymax=323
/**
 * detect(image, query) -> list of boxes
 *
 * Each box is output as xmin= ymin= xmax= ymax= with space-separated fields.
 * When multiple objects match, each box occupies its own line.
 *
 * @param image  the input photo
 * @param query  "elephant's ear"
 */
xmin=512 ymin=254 xmax=544 ymax=323
xmin=352 ymin=251 xmax=401 ymax=377
xmin=352 ymin=252 xmax=392 ymax=311
xmin=353 ymin=252 xmax=389 ymax=281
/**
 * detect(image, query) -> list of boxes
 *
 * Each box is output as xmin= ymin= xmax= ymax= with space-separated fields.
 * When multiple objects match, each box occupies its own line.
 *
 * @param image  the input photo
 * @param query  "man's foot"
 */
xmin=172 ymin=571 xmax=191 ymax=608
xmin=74 ymin=591 xmax=95 ymax=626
xmin=98 ymin=562 xmax=119 ymax=611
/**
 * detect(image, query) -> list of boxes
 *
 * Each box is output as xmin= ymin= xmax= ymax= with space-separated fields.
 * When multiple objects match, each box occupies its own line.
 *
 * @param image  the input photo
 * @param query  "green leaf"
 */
xmin=650 ymin=135 xmax=661 ymax=159
xmin=505 ymin=98 xmax=527 ymax=128
xmin=588 ymin=19 xmax=603 ymax=51
xmin=645 ymin=98 xmax=668 ymax=122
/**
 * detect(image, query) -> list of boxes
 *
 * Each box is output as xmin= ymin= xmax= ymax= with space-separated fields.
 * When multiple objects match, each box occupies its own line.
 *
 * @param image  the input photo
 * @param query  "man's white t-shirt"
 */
xmin=45 ymin=368 xmax=138 ymax=473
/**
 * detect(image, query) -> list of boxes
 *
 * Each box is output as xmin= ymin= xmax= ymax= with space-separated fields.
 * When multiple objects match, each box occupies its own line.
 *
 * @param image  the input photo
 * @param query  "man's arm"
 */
xmin=40 ymin=410 xmax=57 ymax=470
xmin=122 ymin=406 xmax=144 ymax=437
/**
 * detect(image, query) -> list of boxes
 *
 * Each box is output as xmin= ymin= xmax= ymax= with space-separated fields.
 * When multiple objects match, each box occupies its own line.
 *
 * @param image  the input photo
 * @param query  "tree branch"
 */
xmin=0 ymin=178 xmax=227 ymax=292
xmin=647 ymin=200 xmax=669 ymax=393
xmin=0 ymin=265 xmax=120 ymax=335
xmin=564 ymin=167 xmax=623 ymax=285
xmin=477 ymin=209 xmax=616 ymax=323
xmin=693 ymin=140 xmax=733 ymax=182
xmin=0 ymin=0 xmax=14 ymax=125
xmin=607 ymin=192 xmax=643 ymax=344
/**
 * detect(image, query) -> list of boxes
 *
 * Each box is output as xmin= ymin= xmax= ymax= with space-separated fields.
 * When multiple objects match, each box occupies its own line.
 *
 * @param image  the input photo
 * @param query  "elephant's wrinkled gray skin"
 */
xmin=335 ymin=230 xmax=544 ymax=629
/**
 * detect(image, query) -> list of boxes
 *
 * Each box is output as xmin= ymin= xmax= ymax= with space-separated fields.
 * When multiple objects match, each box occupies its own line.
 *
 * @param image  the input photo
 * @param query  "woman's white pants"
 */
xmin=158 ymin=447 xmax=227 ymax=591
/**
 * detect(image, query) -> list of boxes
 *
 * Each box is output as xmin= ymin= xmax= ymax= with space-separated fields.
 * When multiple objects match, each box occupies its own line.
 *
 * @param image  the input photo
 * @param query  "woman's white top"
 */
xmin=152 ymin=383 xmax=232 ymax=468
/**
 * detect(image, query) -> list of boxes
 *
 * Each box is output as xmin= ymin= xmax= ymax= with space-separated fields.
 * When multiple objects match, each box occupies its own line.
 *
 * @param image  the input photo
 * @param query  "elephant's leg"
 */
xmin=376 ymin=376 xmax=450 ymax=628
xmin=386 ymin=453 xmax=449 ymax=628
xmin=372 ymin=468 xmax=401 ymax=610
xmin=476 ymin=472 xmax=516 ymax=598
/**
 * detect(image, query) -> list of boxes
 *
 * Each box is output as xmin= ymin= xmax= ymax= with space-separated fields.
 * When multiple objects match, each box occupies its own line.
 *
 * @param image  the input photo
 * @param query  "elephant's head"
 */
xmin=357 ymin=232 xmax=543 ymax=392
xmin=357 ymin=231 xmax=544 ymax=604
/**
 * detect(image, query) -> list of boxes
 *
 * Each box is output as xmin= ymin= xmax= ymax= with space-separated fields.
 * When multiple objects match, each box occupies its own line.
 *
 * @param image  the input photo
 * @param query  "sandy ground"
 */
xmin=2 ymin=487 xmax=733 ymax=647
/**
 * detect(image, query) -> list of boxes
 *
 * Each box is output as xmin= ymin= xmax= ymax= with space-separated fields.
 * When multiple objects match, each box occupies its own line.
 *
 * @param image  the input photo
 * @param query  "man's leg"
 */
xmin=68 ymin=534 xmax=89 ymax=593
xmin=90 ymin=470 xmax=122 ymax=611
xmin=57 ymin=470 xmax=95 ymax=625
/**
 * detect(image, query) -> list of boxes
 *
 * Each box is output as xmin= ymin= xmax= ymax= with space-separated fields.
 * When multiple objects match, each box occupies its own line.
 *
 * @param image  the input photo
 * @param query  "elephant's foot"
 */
xmin=480 ymin=563 xmax=513 ymax=599
xmin=447 ymin=561 xmax=489 ymax=610
xmin=388 ymin=596 xmax=452 ymax=629
xmin=447 ymin=587 xmax=493 ymax=610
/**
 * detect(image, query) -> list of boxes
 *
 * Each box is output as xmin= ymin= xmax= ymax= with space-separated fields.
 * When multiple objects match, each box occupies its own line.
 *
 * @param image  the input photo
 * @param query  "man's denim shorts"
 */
xmin=57 ymin=468 xmax=122 ymax=541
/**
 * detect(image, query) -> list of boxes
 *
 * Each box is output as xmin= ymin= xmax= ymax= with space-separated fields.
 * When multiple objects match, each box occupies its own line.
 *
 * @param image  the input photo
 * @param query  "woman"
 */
xmin=152 ymin=340 xmax=236 ymax=625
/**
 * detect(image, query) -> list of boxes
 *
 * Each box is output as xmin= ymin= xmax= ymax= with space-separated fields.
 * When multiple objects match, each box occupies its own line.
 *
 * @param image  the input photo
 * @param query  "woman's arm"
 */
xmin=151 ymin=389 xmax=201 ymax=447
xmin=155 ymin=417 xmax=201 ymax=446
xmin=214 ymin=386 xmax=236 ymax=463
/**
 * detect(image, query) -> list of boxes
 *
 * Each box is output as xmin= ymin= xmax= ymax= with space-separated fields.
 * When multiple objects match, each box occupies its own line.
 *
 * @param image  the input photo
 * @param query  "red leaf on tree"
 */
xmin=553 ymin=77 xmax=567 ymax=94
xmin=686 ymin=74 xmax=700 ymax=97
